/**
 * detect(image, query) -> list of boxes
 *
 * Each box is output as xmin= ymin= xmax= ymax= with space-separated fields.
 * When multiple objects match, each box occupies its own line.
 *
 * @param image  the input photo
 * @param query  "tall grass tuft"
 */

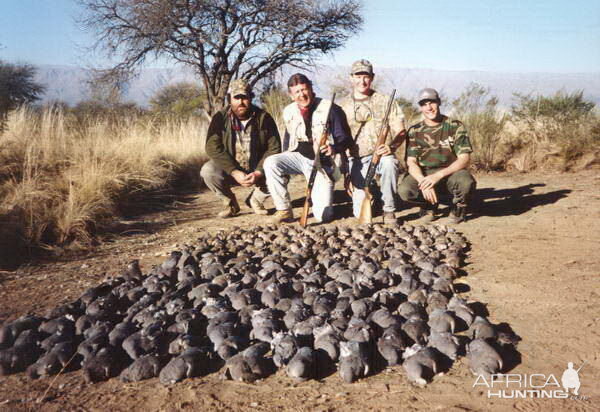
xmin=508 ymin=90 xmax=599 ymax=170
xmin=0 ymin=107 xmax=207 ymax=265
xmin=451 ymin=83 xmax=508 ymax=170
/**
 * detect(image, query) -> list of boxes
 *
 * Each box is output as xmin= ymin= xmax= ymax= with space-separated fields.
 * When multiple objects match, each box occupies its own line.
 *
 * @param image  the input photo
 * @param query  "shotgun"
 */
xmin=358 ymin=89 xmax=396 ymax=224
xmin=299 ymin=93 xmax=336 ymax=227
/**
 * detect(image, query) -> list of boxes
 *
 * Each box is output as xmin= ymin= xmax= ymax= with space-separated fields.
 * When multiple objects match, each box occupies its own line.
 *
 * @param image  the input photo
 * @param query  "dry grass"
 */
xmin=0 ymin=107 xmax=207 ymax=264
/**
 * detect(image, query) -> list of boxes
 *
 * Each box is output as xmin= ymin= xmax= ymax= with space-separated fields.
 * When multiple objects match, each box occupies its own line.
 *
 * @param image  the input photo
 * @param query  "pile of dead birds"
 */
xmin=0 ymin=223 xmax=519 ymax=386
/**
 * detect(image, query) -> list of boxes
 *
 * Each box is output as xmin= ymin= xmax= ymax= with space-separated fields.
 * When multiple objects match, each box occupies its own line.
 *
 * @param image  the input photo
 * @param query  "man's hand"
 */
xmin=245 ymin=170 xmax=262 ymax=185
xmin=375 ymin=144 xmax=392 ymax=157
xmin=344 ymin=174 xmax=354 ymax=196
xmin=231 ymin=170 xmax=253 ymax=187
xmin=422 ymin=187 xmax=438 ymax=204
xmin=418 ymin=171 xmax=443 ymax=191
xmin=320 ymin=144 xmax=335 ymax=157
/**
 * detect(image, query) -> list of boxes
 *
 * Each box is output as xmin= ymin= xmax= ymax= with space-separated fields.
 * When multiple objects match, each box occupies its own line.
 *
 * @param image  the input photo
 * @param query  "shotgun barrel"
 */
xmin=299 ymin=93 xmax=336 ymax=227
xmin=358 ymin=89 xmax=396 ymax=224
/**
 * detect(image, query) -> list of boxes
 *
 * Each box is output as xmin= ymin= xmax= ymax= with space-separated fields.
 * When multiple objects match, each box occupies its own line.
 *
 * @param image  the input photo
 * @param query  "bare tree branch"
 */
xmin=79 ymin=0 xmax=363 ymax=113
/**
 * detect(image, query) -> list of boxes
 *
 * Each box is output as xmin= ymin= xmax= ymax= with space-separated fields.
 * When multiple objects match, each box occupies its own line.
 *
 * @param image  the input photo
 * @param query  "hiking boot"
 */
xmin=217 ymin=197 xmax=240 ymax=218
xmin=246 ymin=191 xmax=268 ymax=215
xmin=383 ymin=211 xmax=397 ymax=225
xmin=418 ymin=205 xmax=438 ymax=224
xmin=450 ymin=203 xmax=467 ymax=224
xmin=271 ymin=209 xmax=294 ymax=224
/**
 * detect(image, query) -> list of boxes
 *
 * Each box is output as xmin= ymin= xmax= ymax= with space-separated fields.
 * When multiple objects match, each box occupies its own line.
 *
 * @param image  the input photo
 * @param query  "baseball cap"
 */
xmin=416 ymin=88 xmax=440 ymax=104
xmin=351 ymin=59 xmax=374 ymax=75
xmin=229 ymin=79 xmax=252 ymax=97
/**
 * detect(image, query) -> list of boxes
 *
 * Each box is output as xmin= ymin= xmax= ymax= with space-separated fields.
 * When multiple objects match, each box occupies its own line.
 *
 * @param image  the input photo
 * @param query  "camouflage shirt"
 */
xmin=406 ymin=116 xmax=473 ymax=169
xmin=233 ymin=116 xmax=252 ymax=171
xmin=339 ymin=91 xmax=405 ymax=158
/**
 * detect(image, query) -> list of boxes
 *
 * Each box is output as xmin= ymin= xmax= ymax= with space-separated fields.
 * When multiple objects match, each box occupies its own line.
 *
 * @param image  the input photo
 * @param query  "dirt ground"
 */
xmin=0 ymin=169 xmax=598 ymax=412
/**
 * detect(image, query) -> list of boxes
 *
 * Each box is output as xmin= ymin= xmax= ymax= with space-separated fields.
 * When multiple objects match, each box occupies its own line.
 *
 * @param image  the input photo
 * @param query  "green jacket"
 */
xmin=205 ymin=105 xmax=281 ymax=174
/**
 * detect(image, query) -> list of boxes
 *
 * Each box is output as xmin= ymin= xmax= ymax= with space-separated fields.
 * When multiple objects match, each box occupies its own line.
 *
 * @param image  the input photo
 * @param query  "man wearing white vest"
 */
xmin=263 ymin=73 xmax=353 ymax=223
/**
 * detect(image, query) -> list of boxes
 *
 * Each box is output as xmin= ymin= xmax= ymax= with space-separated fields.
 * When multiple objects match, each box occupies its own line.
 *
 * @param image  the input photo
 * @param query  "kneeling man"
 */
xmin=398 ymin=88 xmax=476 ymax=223
xmin=200 ymin=79 xmax=281 ymax=218
xmin=264 ymin=73 xmax=352 ymax=223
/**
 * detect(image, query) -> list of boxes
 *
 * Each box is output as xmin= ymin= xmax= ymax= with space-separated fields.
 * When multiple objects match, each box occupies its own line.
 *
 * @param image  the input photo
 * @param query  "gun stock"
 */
xmin=358 ymin=188 xmax=373 ymax=224
xmin=299 ymin=187 xmax=311 ymax=227
xmin=299 ymin=93 xmax=336 ymax=227
xmin=357 ymin=89 xmax=396 ymax=225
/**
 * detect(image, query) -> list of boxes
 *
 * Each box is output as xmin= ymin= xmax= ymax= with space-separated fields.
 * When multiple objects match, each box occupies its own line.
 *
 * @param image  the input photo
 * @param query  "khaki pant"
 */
xmin=200 ymin=160 xmax=269 ymax=205
xmin=398 ymin=168 xmax=476 ymax=207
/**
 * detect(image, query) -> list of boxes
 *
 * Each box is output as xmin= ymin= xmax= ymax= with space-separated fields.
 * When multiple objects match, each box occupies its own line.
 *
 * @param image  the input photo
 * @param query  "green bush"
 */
xmin=149 ymin=82 xmax=208 ymax=120
xmin=510 ymin=90 xmax=598 ymax=169
xmin=452 ymin=83 xmax=507 ymax=170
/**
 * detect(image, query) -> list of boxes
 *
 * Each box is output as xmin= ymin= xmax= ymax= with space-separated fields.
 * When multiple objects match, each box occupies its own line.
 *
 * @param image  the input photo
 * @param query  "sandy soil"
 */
xmin=0 ymin=169 xmax=598 ymax=412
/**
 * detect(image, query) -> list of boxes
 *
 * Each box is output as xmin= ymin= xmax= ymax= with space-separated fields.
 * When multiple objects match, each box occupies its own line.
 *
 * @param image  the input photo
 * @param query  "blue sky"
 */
xmin=0 ymin=0 xmax=598 ymax=73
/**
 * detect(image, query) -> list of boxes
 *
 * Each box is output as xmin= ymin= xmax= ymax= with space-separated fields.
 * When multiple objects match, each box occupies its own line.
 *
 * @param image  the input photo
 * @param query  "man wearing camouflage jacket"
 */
xmin=398 ymin=88 xmax=476 ymax=223
xmin=339 ymin=59 xmax=406 ymax=224
xmin=201 ymin=79 xmax=281 ymax=218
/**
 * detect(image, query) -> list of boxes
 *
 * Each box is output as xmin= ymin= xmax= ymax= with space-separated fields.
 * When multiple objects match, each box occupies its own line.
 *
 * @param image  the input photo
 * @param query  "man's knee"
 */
xmin=263 ymin=154 xmax=280 ymax=174
xmin=448 ymin=170 xmax=476 ymax=199
xmin=398 ymin=175 xmax=419 ymax=201
xmin=379 ymin=155 xmax=399 ymax=171
xmin=200 ymin=161 xmax=220 ymax=183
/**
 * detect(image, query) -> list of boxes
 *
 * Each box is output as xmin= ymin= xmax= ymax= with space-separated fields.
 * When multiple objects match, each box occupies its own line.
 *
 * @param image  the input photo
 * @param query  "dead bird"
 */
xmin=82 ymin=346 xmax=124 ymax=383
xmin=286 ymin=346 xmax=317 ymax=381
xmin=402 ymin=344 xmax=438 ymax=386
xmin=159 ymin=347 xmax=215 ymax=385
xmin=0 ymin=329 xmax=42 ymax=375
xmin=0 ymin=315 xmax=44 ymax=349
xmin=377 ymin=325 xmax=409 ymax=366
xmin=466 ymin=338 xmax=503 ymax=377
xmin=313 ymin=324 xmax=341 ymax=362
xmin=119 ymin=354 xmax=163 ymax=382
xmin=468 ymin=316 xmax=496 ymax=340
xmin=339 ymin=341 xmax=371 ymax=383
xmin=428 ymin=331 xmax=460 ymax=361
xmin=27 ymin=341 xmax=77 ymax=379
xmin=402 ymin=317 xmax=429 ymax=345
xmin=427 ymin=309 xmax=456 ymax=334
xmin=271 ymin=332 xmax=299 ymax=368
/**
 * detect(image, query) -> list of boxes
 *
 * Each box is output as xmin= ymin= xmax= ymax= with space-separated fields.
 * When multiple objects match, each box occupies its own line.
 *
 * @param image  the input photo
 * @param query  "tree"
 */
xmin=79 ymin=0 xmax=363 ymax=114
xmin=0 ymin=61 xmax=45 ymax=129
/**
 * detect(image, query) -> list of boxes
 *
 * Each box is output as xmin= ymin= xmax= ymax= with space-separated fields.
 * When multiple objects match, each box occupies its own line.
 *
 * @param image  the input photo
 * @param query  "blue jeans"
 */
xmin=349 ymin=155 xmax=399 ymax=217
xmin=263 ymin=152 xmax=334 ymax=222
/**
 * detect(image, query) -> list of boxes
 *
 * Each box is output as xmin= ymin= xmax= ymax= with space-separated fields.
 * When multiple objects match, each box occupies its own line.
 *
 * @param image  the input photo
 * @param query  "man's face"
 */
xmin=231 ymin=94 xmax=251 ymax=119
xmin=288 ymin=82 xmax=315 ymax=108
xmin=351 ymin=73 xmax=374 ymax=95
xmin=419 ymin=99 xmax=441 ymax=122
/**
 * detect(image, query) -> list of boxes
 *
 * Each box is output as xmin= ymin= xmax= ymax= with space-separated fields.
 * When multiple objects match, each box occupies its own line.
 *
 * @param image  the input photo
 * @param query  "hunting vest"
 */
xmin=282 ymin=98 xmax=333 ymax=152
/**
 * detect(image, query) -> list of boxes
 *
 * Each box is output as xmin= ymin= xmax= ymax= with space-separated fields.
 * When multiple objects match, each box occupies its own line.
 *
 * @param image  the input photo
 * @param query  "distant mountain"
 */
xmin=35 ymin=64 xmax=600 ymax=108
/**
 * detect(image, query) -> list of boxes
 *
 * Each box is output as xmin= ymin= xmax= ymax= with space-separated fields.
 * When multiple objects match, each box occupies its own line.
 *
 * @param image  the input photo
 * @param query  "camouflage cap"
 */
xmin=416 ymin=88 xmax=441 ymax=104
xmin=351 ymin=59 xmax=374 ymax=75
xmin=229 ymin=79 xmax=252 ymax=97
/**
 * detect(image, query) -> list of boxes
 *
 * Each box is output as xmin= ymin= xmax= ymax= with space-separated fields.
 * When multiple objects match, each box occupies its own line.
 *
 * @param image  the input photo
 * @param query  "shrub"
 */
xmin=149 ymin=82 xmax=209 ymax=120
xmin=452 ymin=83 xmax=507 ymax=170
xmin=510 ymin=90 xmax=598 ymax=170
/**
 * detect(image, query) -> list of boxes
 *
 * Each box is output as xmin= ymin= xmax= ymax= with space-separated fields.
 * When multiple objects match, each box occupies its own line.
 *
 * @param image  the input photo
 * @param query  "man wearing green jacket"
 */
xmin=200 ymin=79 xmax=281 ymax=218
